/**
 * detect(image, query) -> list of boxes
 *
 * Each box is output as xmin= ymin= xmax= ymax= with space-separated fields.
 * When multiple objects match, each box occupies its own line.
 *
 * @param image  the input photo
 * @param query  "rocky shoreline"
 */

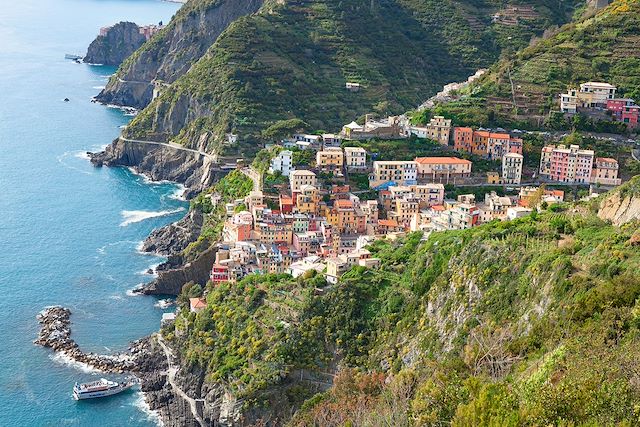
xmin=35 ymin=306 xmax=200 ymax=426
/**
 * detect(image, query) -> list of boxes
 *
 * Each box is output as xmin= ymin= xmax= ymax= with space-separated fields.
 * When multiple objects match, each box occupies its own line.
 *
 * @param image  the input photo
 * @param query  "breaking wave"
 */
xmin=120 ymin=208 xmax=185 ymax=226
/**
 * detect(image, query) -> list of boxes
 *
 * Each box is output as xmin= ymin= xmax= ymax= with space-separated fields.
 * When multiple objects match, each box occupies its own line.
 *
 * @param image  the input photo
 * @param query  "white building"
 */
xmin=507 ymin=207 xmax=533 ymax=220
xmin=502 ymin=153 xmax=523 ymax=185
xmin=269 ymin=150 xmax=293 ymax=176
xmin=560 ymin=82 xmax=617 ymax=113
xmin=369 ymin=161 xmax=418 ymax=188
xmin=344 ymin=146 xmax=367 ymax=170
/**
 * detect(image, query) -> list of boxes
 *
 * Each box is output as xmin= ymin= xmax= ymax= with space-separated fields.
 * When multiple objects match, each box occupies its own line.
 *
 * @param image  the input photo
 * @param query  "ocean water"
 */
xmin=0 ymin=0 xmax=184 ymax=425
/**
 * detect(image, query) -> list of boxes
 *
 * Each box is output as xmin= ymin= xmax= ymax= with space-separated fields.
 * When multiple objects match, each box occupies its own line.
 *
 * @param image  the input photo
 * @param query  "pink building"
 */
xmin=539 ymin=144 xmax=594 ymax=184
xmin=606 ymin=99 xmax=640 ymax=129
xmin=210 ymin=264 xmax=230 ymax=284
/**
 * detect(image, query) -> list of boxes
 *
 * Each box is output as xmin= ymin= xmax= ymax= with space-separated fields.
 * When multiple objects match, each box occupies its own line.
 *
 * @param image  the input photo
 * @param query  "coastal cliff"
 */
xmin=95 ymin=0 xmax=265 ymax=109
xmin=84 ymin=22 xmax=147 ymax=66
xmin=89 ymin=138 xmax=227 ymax=197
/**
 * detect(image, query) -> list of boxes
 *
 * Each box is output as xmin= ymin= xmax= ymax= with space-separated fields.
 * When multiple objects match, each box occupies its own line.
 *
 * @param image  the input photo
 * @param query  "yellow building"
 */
xmin=487 ymin=171 xmax=501 ymax=184
xmin=289 ymin=170 xmax=317 ymax=193
xmin=255 ymin=222 xmax=293 ymax=245
xmin=369 ymin=161 xmax=418 ymax=188
xmin=426 ymin=115 xmax=452 ymax=145
xmin=388 ymin=197 xmax=420 ymax=226
xmin=295 ymin=185 xmax=321 ymax=214
xmin=316 ymin=147 xmax=344 ymax=172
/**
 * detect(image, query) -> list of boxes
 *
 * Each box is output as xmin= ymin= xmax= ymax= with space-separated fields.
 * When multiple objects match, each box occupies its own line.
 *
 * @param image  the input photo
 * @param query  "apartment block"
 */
xmin=344 ymin=146 xmax=367 ymax=170
xmin=414 ymin=157 xmax=472 ymax=181
xmin=290 ymin=169 xmax=317 ymax=193
xmin=502 ymin=153 xmax=523 ymax=185
xmin=539 ymin=144 xmax=594 ymax=184
xmin=591 ymin=157 xmax=621 ymax=186
xmin=369 ymin=161 xmax=418 ymax=189
xmin=560 ymin=82 xmax=617 ymax=113
xmin=316 ymin=147 xmax=344 ymax=172
xmin=269 ymin=150 xmax=293 ymax=176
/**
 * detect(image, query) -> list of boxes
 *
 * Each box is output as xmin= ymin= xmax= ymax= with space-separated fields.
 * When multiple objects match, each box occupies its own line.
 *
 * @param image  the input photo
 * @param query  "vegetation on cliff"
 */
xmin=429 ymin=0 xmax=640 ymax=130
xmin=123 ymin=0 xmax=581 ymax=155
xmin=167 ymin=187 xmax=640 ymax=425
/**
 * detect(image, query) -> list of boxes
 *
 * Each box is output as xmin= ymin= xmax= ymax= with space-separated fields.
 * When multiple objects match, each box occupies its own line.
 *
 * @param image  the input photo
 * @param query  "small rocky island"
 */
xmin=85 ymin=21 xmax=162 ymax=66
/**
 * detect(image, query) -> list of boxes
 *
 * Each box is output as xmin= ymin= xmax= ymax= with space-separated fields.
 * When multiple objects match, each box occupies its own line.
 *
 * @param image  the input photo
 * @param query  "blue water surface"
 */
xmin=0 ymin=0 xmax=185 ymax=425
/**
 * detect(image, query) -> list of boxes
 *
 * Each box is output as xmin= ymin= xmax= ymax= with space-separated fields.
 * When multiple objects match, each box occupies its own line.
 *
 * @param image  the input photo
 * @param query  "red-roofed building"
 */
xmin=189 ymin=298 xmax=207 ymax=313
xmin=454 ymin=128 xmax=522 ymax=159
xmin=279 ymin=195 xmax=294 ymax=214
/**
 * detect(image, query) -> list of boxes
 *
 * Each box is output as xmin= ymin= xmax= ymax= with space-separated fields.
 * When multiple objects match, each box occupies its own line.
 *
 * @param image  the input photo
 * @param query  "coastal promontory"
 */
xmin=84 ymin=21 xmax=148 ymax=66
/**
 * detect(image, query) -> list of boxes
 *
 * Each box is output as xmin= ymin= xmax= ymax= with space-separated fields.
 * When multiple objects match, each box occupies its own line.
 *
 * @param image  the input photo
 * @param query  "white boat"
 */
xmin=73 ymin=378 xmax=136 ymax=400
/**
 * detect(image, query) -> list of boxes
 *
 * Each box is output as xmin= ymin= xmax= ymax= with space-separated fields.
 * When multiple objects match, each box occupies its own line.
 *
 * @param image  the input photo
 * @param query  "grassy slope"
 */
xmin=125 ymin=0 xmax=579 ymax=155
xmin=437 ymin=0 xmax=640 ymax=128
xmin=168 ymin=187 xmax=640 ymax=425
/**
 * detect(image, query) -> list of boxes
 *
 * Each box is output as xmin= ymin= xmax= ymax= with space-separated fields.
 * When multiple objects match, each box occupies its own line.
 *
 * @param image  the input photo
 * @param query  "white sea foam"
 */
xmin=167 ymin=184 xmax=186 ymax=201
xmin=56 ymin=152 xmax=91 ymax=175
xmin=132 ymin=392 xmax=164 ymax=426
xmin=50 ymin=352 xmax=100 ymax=374
xmin=92 ymin=85 xmax=106 ymax=90
xmin=109 ymin=294 xmax=124 ymax=301
xmin=73 ymin=151 xmax=90 ymax=160
xmin=126 ymin=285 xmax=145 ymax=296
xmin=139 ymin=263 xmax=161 ymax=276
xmin=120 ymin=208 xmax=185 ymax=226
xmin=154 ymin=299 xmax=174 ymax=309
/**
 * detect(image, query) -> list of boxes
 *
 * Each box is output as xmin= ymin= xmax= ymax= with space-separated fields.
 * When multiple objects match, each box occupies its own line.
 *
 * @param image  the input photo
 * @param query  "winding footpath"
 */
xmin=119 ymin=136 xmax=218 ymax=161
xmin=118 ymin=136 xmax=263 ymax=191
xmin=156 ymin=334 xmax=205 ymax=427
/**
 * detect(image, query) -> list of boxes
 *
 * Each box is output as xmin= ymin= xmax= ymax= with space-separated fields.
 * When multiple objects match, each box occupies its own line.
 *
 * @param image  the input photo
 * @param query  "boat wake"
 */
xmin=120 ymin=208 xmax=185 ymax=227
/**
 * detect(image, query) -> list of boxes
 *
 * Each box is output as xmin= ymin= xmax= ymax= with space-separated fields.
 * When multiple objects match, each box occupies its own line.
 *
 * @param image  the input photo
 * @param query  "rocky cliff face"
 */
xmin=84 ymin=22 xmax=147 ymax=66
xmin=142 ymin=208 xmax=204 ymax=256
xmin=598 ymin=176 xmax=640 ymax=226
xmin=142 ymin=245 xmax=218 ymax=295
xmin=89 ymin=138 xmax=227 ymax=197
xmin=95 ymin=0 xmax=265 ymax=109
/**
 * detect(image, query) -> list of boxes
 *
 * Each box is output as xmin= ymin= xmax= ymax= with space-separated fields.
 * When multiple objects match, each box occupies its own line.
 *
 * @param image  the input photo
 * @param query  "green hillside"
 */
xmin=434 ymin=0 xmax=640 ymax=129
xmin=123 ymin=0 xmax=580 ymax=156
xmin=168 ymin=189 xmax=640 ymax=425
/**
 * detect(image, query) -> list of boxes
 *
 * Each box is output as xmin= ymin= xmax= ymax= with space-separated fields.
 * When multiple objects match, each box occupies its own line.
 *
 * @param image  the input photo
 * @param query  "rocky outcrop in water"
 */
xmin=85 ymin=22 xmax=147 ymax=66
xmin=35 ymin=306 xmax=199 ymax=425
xmin=89 ymin=138 xmax=227 ymax=197
xmin=95 ymin=0 xmax=265 ymax=109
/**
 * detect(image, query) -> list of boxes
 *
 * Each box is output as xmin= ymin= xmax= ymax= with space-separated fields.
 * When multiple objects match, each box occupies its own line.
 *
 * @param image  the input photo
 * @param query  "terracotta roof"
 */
xmin=189 ymin=298 xmax=207 ymax=309
xmin=596 ymin=157 xmax=617 ymax=163
xmin=415 ymin=157 xmax=472 ymax=165
xmin=474 ymin=130 xmax=490 ymax=137
xmin=280 ymin=195 xmax=294 ymax=204
xmin=431 ymin=205 xmax=445 ymax=211
xmin=378 ymin=219 xmax=399 ymax=227
xmin=335 ymin=199 xmax=354 ymax=209
xmin=455 ymin=127 xmax=473 ymax=132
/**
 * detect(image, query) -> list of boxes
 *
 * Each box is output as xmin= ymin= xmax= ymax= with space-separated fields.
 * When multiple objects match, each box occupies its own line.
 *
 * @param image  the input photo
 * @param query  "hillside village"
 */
xmin=183 ymin=111 xmax=628 ymax=312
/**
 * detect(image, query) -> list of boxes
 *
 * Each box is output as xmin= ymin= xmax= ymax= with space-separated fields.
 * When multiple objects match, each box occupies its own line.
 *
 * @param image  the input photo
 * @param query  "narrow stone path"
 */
xmin=156 ymin=334 xmax=205 ymax=427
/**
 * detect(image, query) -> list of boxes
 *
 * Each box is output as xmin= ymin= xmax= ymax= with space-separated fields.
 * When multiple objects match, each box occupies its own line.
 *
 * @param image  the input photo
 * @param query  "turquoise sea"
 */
xmin=0 ymin=0 xmax=185 ymax=425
